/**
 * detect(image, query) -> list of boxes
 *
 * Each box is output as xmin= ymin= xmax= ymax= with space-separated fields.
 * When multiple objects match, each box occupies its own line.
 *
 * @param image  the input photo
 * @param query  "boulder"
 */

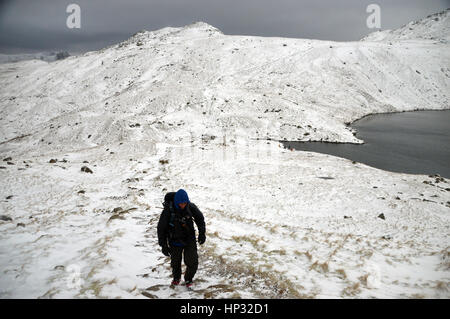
xmin=81 ymin=166 xmax=93 ymax=174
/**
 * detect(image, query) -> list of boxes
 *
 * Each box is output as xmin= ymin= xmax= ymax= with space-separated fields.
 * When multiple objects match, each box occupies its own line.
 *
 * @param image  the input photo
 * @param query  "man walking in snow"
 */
xmin=157 ymin=189 xmax=206 ymax=288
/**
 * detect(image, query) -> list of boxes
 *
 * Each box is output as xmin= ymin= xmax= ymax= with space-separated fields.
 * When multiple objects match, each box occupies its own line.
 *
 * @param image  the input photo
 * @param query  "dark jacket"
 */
xmin=157 ymin=192 xmax=205 ymax=247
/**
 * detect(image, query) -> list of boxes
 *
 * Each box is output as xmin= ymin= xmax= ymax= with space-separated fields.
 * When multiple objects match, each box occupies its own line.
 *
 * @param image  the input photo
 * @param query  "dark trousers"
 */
xmin=170 ymin=241 xmax=198 ymax=282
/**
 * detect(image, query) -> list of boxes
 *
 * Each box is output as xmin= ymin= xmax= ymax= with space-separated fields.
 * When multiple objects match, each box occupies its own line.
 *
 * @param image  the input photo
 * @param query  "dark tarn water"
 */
xmin=282 ymin=110 xmax=450 ymax=178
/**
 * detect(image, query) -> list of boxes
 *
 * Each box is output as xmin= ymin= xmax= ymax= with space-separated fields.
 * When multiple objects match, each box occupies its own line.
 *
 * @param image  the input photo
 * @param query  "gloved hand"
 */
xmin=162 ymin=246 xmax=171 ymax=257
xmin=198 ymin=233 xmax=206 ymax=245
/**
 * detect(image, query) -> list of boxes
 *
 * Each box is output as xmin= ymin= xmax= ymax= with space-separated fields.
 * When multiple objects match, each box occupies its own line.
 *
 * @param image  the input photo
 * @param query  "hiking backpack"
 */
xmin=163 ymin=192 xmax=193 ymax=245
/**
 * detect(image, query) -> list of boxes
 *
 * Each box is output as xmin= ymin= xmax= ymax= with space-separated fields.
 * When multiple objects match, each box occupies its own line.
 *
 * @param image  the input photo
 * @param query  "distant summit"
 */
xmin=115 ymin=21 xmax=223 ymax=49
xmin=0 ymin=51 xmax=71 ymax=64
xmin=183 ymin=21 xmax=223 ymax=34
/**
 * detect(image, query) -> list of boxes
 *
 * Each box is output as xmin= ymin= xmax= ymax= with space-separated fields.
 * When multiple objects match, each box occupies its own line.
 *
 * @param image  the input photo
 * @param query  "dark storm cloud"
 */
xmin=0 ymin=0 xmax=449 ymax=53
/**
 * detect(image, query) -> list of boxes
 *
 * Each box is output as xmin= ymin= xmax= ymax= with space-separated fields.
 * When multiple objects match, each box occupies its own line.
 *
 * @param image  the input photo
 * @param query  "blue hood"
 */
xmin=174 ymin=189 xmax=190 ymax=209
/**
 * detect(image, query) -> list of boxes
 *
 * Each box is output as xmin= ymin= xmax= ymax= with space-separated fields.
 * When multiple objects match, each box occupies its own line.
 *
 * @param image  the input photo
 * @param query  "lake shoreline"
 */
xmin=280 ymin=109 xmax=450 ymax=178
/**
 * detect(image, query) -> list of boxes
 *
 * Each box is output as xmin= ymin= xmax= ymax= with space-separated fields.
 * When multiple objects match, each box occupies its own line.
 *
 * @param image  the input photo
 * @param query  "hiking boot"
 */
xmin=185 ymin=280 xmax=193 ymax=288
xmin=171 ymin=279 xmax=180 ymax=286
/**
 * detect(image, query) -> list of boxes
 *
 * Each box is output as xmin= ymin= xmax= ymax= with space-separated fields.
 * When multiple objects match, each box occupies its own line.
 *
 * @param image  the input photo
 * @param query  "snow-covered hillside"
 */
xmin=0 ymin=11 xmax=449 ymax=299
xmin=362 ymin=9 xmax=450 ymax=42
xmin=1 ymin=14 xmax=449 ymax=157
xmin=0 ymin=51 xmax=71 ymax=64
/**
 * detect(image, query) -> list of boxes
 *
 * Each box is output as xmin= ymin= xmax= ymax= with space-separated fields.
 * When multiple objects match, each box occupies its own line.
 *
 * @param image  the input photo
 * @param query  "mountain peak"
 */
xmin=118 ymin=21 xmax=222 ymax=47
xmin=182 ymin=21 xmax=223 ymax=34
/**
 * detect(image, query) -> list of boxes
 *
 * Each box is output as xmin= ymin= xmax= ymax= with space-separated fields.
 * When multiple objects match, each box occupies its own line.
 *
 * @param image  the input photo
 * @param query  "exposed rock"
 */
xmin=81 ymin=166 xmax=93 ymax=174
xmin=107 ymin=207 xmax=137 ymax=223
xmin=0 ymin=215 xmax=13 ymax=221
xmin=378 ymin=213 xmax=386 ymax=220
xmin=108 ymin=214 xmax=125 ymax=222
xmin=56 ymin=51 xmax=70 ymax=60
xmin=112 ymin=207 xmax=123 ymax=214
xmin=141 ymin=291 xmax=157 ymax=299
xmin=435 ymin=176 xmax=445 ymax=183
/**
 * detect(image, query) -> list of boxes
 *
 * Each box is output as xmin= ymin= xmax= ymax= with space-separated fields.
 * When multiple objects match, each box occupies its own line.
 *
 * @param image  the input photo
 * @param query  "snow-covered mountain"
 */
xmin=0 ymin=51 xmax=71 ymax=64
xmin=362 ymin=9 xmax=450 ymax=42
xmin=0 ymin=12 xmax=449 ymax=299
xmin=1 ymin=13 xmax=449 ymax=157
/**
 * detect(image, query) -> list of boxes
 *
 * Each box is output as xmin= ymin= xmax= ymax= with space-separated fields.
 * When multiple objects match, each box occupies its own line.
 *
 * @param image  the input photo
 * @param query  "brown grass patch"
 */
xmin=336 ymin=269 xmax=347 ymax=280
xmin=342 ymin=282 xmax=361 ymax=297
xmin=309 ymin=261 xmax=329 ymax=273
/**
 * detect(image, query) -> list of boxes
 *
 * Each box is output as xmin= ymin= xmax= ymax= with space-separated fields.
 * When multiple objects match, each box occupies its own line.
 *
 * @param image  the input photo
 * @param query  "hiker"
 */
xmin=157 ymin=189 xmax=206 ymax=288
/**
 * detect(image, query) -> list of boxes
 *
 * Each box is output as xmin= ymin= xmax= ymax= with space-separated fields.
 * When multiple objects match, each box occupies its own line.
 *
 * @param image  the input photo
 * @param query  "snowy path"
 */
xmin=0 ymin=140 xmax=449 ymax=298
xmin=156 ymin=141 xmax=449 ymax=298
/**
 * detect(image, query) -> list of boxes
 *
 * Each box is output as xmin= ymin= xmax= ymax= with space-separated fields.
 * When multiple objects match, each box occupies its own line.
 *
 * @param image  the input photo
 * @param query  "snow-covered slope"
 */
xmin=362 ymin=9 xmax=450 ymax=42
xmin=0 ymin=13 xmax=449 ymax=299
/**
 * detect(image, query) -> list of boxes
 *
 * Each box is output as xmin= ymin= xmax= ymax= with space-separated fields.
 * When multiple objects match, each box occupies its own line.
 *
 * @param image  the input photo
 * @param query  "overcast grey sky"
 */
xmin=0 ymin=0 xmax=449 ymax=53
